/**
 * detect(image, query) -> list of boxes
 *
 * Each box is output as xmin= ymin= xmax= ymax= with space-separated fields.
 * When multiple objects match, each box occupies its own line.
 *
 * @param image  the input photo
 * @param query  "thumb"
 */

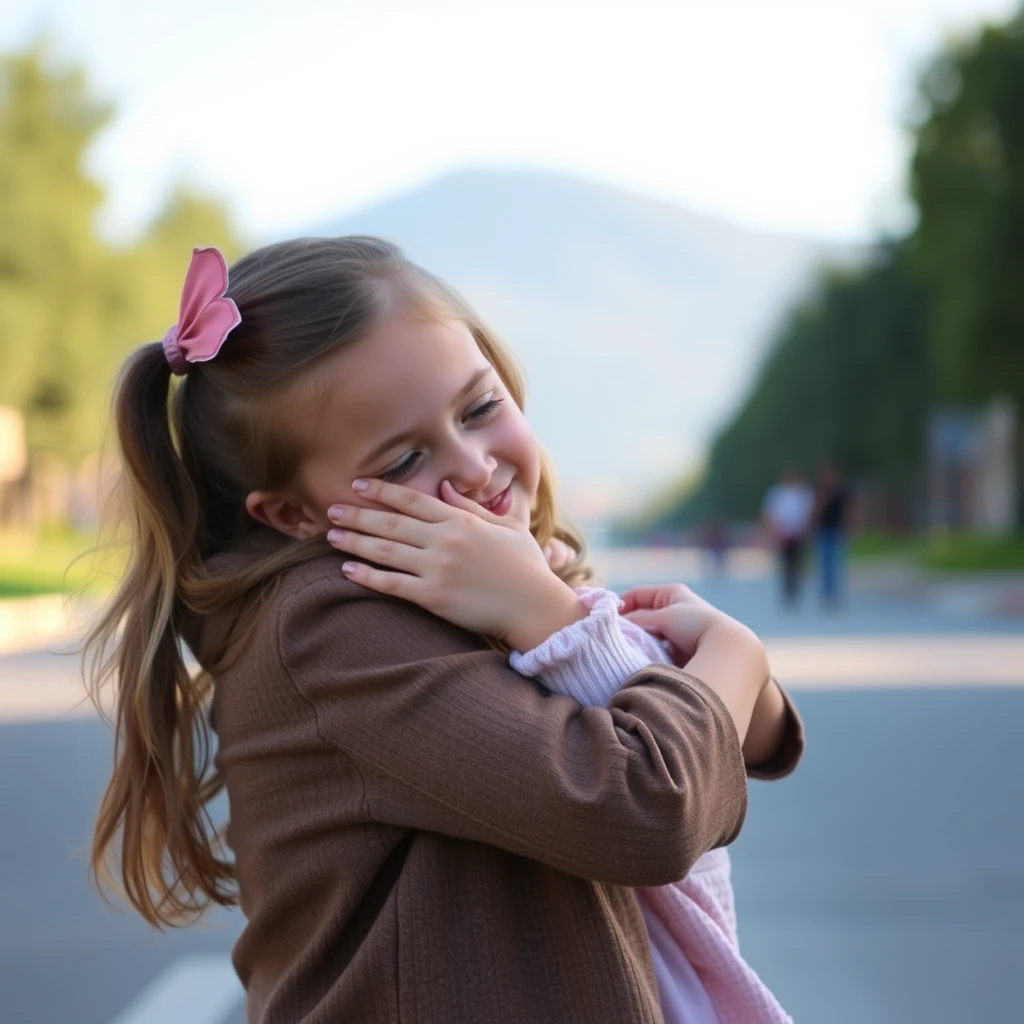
xmin=622 ymin=607 xmax=664 ymax=629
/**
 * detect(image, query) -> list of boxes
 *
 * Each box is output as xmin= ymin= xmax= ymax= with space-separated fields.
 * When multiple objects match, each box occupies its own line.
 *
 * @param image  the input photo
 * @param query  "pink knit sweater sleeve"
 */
xmin=509 ymin=586 xmax=673 ymax=706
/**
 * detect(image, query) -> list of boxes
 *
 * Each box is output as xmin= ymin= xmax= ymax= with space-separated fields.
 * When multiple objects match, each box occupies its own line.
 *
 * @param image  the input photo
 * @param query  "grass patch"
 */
xmin=0 ymin=527 xmax=122 ymax=599
xmin=848 ymin=532 xmax=921 ymax=562
xmin=921 ymin=533 xmax=1024 ymax=572
xmin=849 ymin=531 xmax=1024 ymax=573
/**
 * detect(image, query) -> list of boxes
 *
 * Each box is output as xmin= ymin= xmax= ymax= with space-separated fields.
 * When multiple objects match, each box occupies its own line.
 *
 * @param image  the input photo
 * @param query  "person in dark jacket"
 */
xmin=814 ymin=461 xmax=855 ymax=608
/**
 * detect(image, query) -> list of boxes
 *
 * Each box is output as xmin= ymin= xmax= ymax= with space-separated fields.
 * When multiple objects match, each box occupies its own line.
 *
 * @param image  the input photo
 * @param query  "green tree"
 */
xmin=637 ymin=246 xmax=929 ymax=531
xmin=637 ymin=8 xmax=1024 ymax=533
xmin=0 ymin=41 xmax=246 ymax=468
xmin=0 ymin=40 xmax=113 ymax=459
xmin=909 ymin=14 xmax=1024 ymax=406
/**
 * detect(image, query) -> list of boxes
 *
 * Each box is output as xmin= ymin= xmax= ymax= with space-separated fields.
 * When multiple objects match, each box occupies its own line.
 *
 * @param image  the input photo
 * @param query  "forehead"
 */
xmin=310 ymin=317 xmax=492 ymax=449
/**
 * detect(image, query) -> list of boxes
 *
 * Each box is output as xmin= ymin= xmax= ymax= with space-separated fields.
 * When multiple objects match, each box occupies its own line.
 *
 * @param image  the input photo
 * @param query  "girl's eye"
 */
xmin=378 ymin=398 xmax=503 ymax=482
xmin=380 ymin=452 xmax=422 ymax=483
xmin=468 ymin=397 xmax=503 ymax=420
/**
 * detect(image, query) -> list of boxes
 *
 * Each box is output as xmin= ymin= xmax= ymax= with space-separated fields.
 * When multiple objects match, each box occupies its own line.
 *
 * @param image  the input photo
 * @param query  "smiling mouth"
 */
xmin=482 ymin=485 xmax=511 ymax=513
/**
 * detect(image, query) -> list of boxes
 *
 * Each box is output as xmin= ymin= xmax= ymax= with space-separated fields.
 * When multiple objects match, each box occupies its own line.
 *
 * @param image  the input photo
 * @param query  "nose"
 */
xmin=444 ymin=439 xmax=497 ymax=499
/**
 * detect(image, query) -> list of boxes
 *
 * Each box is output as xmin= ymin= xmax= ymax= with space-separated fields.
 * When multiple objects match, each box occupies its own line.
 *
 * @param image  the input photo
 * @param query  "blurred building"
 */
xmin=0 ymin=406 xmax=28 ymax=529
xmin=0 ymin=405 xmax=116 ymax=533
xmin=927 ymin=397 xmax=1017 ymax=535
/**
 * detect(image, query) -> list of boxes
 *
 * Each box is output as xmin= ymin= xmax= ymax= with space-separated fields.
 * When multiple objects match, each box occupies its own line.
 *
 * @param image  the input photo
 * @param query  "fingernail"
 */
xmin=341 ymin=562 xmax=357 ymax=574
xmin=328 ymin=529 xmax=345 ymax=544
xmin=352 ymin=479 xmax=368 ymax=492
xmin=328 ymin=505 xmax=344 ymax=521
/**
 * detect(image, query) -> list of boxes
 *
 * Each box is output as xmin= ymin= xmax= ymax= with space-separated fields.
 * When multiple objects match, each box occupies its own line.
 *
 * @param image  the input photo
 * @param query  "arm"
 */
xmin=513 ymin=586 xmax=803 ymax=778
xmin=278 ymin=568 xmax=748 ymax=888
xmin=509 ymin=587 xmax=667 ymax=706
xmin=742 ymin=678 xmax=802 ymax=778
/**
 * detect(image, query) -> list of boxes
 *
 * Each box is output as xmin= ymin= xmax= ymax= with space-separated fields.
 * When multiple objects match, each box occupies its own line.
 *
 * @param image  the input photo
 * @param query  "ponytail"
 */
xmin=83 ymin=342 xmax=235 ymax=927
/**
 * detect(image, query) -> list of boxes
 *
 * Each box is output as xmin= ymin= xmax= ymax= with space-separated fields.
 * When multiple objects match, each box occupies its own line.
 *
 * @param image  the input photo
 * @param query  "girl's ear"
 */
xmin=245 ymin=490 xmax=322 ymax=540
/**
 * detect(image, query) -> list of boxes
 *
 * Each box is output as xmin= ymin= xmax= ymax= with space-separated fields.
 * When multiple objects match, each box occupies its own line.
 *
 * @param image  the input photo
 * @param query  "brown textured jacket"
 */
xmin=197 ymin=552 xmax=803 ymax=1023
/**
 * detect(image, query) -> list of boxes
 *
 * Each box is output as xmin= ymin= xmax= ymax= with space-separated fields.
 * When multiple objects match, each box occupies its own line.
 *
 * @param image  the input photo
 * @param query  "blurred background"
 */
xmin=1 ymin=1 xmax=1022 ymax=1022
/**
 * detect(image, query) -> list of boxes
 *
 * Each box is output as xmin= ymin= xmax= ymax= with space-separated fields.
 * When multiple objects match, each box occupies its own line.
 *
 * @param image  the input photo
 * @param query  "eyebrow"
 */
xmin=359 ymin=366 xmax=495 ymax=468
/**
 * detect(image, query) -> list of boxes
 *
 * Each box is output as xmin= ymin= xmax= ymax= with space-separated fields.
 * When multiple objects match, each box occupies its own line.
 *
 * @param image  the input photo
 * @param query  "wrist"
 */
xmin=503 ymin=579 xmax=587 ymax=652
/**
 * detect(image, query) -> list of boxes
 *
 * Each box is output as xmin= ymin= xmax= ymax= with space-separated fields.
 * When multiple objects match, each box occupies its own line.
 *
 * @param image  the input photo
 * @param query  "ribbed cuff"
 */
xmin=509 ymin=587 xmax=653 ymax=706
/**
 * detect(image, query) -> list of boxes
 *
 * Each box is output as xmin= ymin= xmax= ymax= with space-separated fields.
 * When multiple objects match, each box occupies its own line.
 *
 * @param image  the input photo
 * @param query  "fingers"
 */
xmin=618 ymin=586 xmax=664 ymax=614
xmin=438 ymin=481 xmax=509 ymax=528
xmin=339 ymin=558 xmax=418 ymax=600
xmin=349 ymin=478 xmax=451 ymax=523
xmin=439 ymin=479 xmax=503 ymax=523
xmin=327 ymin=527 xmax=424 ymax=574
xmin=327 ymin=503 xmax=431 ymax=549
xmin=622 ymin=607 xmax=667 ymax=626
xmin=543 ymin=537 xmax=575 ymax=570
xmin=618 ymin=584 xmax=692 ymax=614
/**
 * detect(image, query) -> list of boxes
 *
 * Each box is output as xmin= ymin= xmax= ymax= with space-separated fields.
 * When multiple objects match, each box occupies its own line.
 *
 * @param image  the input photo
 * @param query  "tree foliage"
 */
xmin=910 ymin=14 xmax=1024 ymax=405
xmin=653 ymin=8 xmax=1024 ymax=529
xmin=655 ymin=248 xmax=929 ymax=527
xmin=0 ymin=42 xmax=112 ymax=458
xmin=0 ymin=41 xmax=244 ymax=463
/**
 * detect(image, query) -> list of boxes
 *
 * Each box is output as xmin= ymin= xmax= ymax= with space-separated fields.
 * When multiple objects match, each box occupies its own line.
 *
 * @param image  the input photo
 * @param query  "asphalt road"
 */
xmin=2 ymin=569 xmax=1022 ymax=1024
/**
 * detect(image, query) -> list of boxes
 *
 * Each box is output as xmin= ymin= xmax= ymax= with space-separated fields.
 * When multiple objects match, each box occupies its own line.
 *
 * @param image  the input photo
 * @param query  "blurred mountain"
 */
xmin=312 ymin=168 xmax=855 ymax=521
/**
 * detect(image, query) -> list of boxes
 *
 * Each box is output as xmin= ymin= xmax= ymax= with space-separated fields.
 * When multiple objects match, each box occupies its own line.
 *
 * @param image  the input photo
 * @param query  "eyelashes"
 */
xmin=380 ymin=453 xmax=421 ymax=483
xmin=379 ymin=398 xmax=505 ymax=483
xmin=468 ymin=397 xmax=504 ymax=420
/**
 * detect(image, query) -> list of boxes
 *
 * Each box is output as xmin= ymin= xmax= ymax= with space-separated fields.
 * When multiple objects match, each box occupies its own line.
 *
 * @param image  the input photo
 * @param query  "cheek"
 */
xmin=295 ymin=456 xmax=353 ymax=519
xmin=400 ymin=478 xmax=441 ymax=501
xmin=502 ymin=411 xmax=541 ymax=495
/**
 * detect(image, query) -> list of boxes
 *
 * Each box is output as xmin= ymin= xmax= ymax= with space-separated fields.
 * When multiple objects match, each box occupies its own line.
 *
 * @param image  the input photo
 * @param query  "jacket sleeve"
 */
xmin=744 ymin=683 xmax=805 ymax=781
xmin=513 ymin=585 xmax=805 ymax=783
xmin=277 ymin=572 xmax=748 ymax=888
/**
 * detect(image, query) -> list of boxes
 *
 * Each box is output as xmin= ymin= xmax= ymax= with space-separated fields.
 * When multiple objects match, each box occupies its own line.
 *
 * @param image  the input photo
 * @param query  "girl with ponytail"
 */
xmin=85 ymin=239 xmax=801 ymax=1022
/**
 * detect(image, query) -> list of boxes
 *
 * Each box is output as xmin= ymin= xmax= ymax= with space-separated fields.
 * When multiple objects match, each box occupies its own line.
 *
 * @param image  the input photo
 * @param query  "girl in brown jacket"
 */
xmin=85 ymin=238 xmax=800 ymax=1022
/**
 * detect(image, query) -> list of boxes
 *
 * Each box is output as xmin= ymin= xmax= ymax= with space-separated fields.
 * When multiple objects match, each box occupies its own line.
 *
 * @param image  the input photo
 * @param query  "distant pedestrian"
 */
xmin=761 ymin=469 xmax=814 ymax=605
xmin=702 ymin=517 xmax=729 ymax=576
xmin=814 ymin=462 xmax=854 ymax=608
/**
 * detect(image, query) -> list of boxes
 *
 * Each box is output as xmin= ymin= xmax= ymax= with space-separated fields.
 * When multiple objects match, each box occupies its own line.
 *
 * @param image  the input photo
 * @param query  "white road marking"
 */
xmin=108 ymin=955 xmax=242 ymax=1024
xmin=3 ymin=634 xmax=1024 ymax=724
xmin=765 ymin=635 xmax=1024 ymax=688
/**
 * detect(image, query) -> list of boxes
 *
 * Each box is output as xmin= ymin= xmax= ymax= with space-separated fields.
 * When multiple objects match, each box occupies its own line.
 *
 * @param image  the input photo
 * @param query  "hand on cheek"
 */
xmin=325 ymin=477 xmax=582 ymax=648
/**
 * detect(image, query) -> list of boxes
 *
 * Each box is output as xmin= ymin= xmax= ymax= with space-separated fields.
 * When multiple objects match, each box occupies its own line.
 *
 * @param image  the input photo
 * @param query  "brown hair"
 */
xmin=83 ymin=236 xmax=594 ymax=927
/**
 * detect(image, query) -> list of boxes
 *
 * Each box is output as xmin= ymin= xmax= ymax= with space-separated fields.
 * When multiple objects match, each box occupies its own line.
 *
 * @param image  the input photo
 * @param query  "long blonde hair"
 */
xmin=83 ymin=236 xmax=593 ymax=927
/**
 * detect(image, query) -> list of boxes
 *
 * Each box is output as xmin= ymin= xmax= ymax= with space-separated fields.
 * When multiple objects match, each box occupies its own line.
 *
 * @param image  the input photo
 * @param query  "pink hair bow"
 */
xmin=161 ymin=247 xmax=242 ymax=375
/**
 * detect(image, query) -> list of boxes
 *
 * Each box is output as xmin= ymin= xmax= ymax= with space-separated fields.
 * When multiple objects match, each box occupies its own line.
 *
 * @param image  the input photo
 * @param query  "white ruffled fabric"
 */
xmin=511 ymin=586 xmax=793 ymax=1024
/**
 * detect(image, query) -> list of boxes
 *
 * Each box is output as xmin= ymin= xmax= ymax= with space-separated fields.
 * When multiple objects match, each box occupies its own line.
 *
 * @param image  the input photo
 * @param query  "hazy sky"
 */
xmin=5 ymin=0 xmax=1019 ymax=243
